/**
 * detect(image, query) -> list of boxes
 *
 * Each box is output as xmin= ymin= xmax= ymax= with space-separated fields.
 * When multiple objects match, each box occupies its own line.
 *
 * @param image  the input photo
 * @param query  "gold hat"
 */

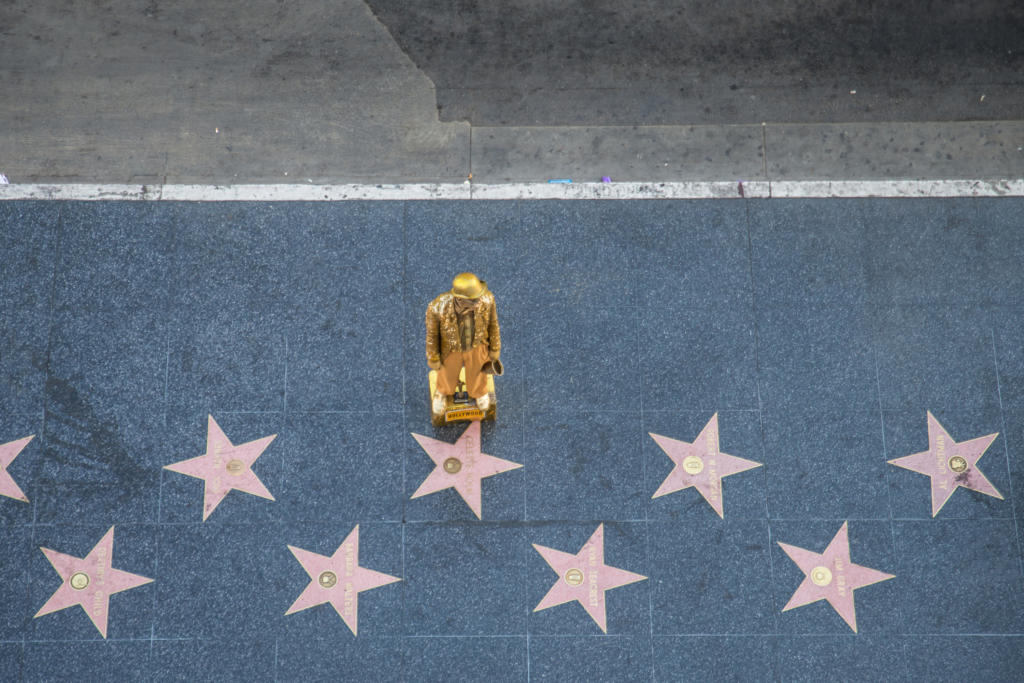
xmin=451 ymin=272 xmax=487 ymax=299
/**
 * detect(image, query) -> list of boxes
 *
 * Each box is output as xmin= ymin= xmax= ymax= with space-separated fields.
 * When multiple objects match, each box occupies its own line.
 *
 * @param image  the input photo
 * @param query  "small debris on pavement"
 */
xmin=548 ymin=179 xmax=572 ymax=183
xmin=738 ymin=181 xmax=744 ymax=197
xmin=215 ymin=127 xmax=219 ymax=133
xmin=602 ymin=177 xmax=611 ymax=183
xmin=850 ymin=90 xmax=856 ymax=94
xmin=0 ymin=174 xmax=8 ymax=185
xmin=980 ymin=95 xmax=985 ymax=101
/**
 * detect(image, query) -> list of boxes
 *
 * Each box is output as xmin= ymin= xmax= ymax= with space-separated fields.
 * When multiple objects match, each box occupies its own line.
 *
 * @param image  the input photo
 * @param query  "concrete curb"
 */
xmin=1 ymin=180 xmax=1023 ymax=201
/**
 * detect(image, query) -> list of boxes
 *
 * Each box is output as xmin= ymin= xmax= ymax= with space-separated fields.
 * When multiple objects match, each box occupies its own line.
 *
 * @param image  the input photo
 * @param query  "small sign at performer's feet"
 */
xmin=425 ymin=273 xmax=501 ymax=427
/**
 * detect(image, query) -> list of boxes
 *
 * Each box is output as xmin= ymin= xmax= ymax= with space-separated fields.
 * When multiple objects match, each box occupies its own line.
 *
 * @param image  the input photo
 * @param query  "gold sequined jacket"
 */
xmin=425 ymin=291 xmax=500 ymax=363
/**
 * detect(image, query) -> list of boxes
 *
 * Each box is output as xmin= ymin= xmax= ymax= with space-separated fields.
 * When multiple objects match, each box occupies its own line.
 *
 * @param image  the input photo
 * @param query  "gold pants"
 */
xmin=436 ymin=344 xmax=490 ymax=398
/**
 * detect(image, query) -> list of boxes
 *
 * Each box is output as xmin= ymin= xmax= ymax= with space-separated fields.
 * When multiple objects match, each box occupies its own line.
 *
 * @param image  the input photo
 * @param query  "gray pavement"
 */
xmin=1 ymin=0 xmax=1022 ymax=186
xmin=470 ymin=122 xmax=1024 ymax=184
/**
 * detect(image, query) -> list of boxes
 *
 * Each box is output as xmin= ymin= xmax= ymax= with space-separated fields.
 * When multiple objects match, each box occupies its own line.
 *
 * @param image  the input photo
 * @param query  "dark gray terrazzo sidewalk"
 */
xmin=1 ymin=198 xmax=1023 ymax=682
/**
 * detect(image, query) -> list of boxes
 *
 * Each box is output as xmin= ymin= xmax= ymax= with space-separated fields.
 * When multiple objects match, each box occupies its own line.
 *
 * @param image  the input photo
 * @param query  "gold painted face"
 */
xmin=70 ymin=572 xmax=90 ymax=591
xmin=811 ymin=566 xmax=833 ymax=587
xmin=682 ymin=456 xmax=704 ymax=475
xmin=948 ymin=456 xmax=968 ymax=473
xmin=444 ymin=458 xmax=462 ymax=474
xmin=318 ymin=571 xmax=338 ymax=589
xmin=564 ymin=568 xmax=585 ymax=587
xmin=226 ymin=459 xmax=245 ymax=476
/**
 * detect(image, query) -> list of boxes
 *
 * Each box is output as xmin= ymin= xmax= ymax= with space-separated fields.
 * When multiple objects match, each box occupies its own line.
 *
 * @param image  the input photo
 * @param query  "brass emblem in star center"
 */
xmin=810 ymin=566 xmax=832 ymax=587
xmin=681 ymin=456 xmax=704 ymax=475
xmin=564 ymin=568 xmax=585 ymax=587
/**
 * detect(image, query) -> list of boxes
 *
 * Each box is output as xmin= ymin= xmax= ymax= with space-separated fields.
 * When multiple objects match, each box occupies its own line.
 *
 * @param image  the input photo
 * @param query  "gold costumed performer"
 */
xmin=426 ymin=273 xmax=501 ymax=415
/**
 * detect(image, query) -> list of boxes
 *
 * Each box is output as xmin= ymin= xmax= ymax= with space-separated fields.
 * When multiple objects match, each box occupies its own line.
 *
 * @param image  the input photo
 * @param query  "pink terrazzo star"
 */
xmin=533 ymin=524 xmax=646 ymax=633
xmin=650 ymin=413 xmax=762 ymax=517
xmin=411 ymin=421 xmax=522 ymax=519
xmin=286 ymin=525 xmax=400 ymax=636
xmin=779 ymin=521 xmax=894 ymax=633
xmin=164 ymin=415 xmax=277 ymax=520
xmin=34 ymin=526 xmax=153 ymax=638
xmin=0 ymin=435 xmax=33 ymax=503
xmin=888 ymin=412 xmax=1002 ymax=517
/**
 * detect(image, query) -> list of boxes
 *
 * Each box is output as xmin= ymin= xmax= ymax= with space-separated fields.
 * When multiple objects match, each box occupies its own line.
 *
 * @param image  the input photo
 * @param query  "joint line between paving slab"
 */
xmin=632 ymin=237 xmax=657 ymax=683
xmin=744 ymin=198 xmax=784 ymax=683
xmin=875 ymin=347 xmax=912 ymax=681
xmin=761 ymin=123 xmax=770 ymax=194
xmin=991 ymin=329 xmax=1024 ymax=582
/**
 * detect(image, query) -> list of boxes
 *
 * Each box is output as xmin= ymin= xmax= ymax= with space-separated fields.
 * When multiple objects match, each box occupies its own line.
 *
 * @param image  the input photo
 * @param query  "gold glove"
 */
xmin=427 ymin=359 xmax=442 ymax=371
xmin=488 ymin=349 xmax=500 ymax=361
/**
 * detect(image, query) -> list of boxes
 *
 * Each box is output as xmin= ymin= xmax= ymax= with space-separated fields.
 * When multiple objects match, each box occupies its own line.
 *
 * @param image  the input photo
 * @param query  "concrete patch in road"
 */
xmin=0 ymin=0 xmax=468 ymax=185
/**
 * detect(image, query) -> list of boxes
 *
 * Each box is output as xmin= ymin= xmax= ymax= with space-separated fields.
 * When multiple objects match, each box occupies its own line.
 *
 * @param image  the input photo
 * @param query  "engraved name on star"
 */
xmin=650 ymin=413 xmax=762 ymax=517
xmin=286 ymin=525 xmax=400 ymax=636
xmin=411 ymin=421 xmax=522 ymax=519
xmin=533 ymin=524 xmax=646 ymax=633
xmin=34 ymin=526 xmax=153 ymax=638
xmin=164 ymin=415 xmax=276 ymax=520
xmin=888 ymin=412 xmax=1002 ymax=517
xmin=778 ymin=521 xmax=894 ymax=633
xmin=0 ymin=435 xmax=33 ymax=503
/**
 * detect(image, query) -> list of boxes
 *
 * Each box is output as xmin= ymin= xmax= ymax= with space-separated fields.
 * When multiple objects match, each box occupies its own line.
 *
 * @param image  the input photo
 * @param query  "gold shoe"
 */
xmin=476 ymin=393 xmax=491 ymax=412
xmin=432 ymin=391 xmax=448 ymax=415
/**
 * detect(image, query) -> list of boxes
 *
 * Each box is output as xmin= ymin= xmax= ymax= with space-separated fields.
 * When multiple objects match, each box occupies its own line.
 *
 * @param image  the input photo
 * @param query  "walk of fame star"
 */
xmin=411 ymin=421 xmax=522 ymax=519
xmin=532 ymin=524 xmax=646 ymax=633
xmin=778 ymin=522 xmax=894 ymax=632
xmin=649 ymin=413 xmax=762 ymax=518
xmin=888 ymin=412 xmax=1002 ymax=517
xmin=164 ymin=415 xmax=277 ymax=520
xmin=0 ymin=435 xmax=33 ymax=503
xmin=286 ymin=525 xmax=400 ymax=636
xmin=34 ymin=527 xmax=153 ymax=638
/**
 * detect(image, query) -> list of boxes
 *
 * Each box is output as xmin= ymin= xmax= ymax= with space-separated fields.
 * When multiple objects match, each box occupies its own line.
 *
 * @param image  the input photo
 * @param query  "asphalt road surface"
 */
xmin=366 ymin=0 xmax=1024 ymax=125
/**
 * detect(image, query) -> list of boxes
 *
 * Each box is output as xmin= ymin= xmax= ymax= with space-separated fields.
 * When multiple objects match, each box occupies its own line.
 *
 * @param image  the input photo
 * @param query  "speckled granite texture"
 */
xmin=1 ymin=198 xmax=1023 ymax=682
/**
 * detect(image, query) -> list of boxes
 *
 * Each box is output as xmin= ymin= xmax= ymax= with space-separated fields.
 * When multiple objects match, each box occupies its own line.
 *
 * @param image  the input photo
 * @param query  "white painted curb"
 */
xmin=0 ymin=180 xmax=1021 ymax=201
xmin=769 ymin=179 xmax=1024 ymax=198
xmin=470 ymin=181 xmax=769 ymax=199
